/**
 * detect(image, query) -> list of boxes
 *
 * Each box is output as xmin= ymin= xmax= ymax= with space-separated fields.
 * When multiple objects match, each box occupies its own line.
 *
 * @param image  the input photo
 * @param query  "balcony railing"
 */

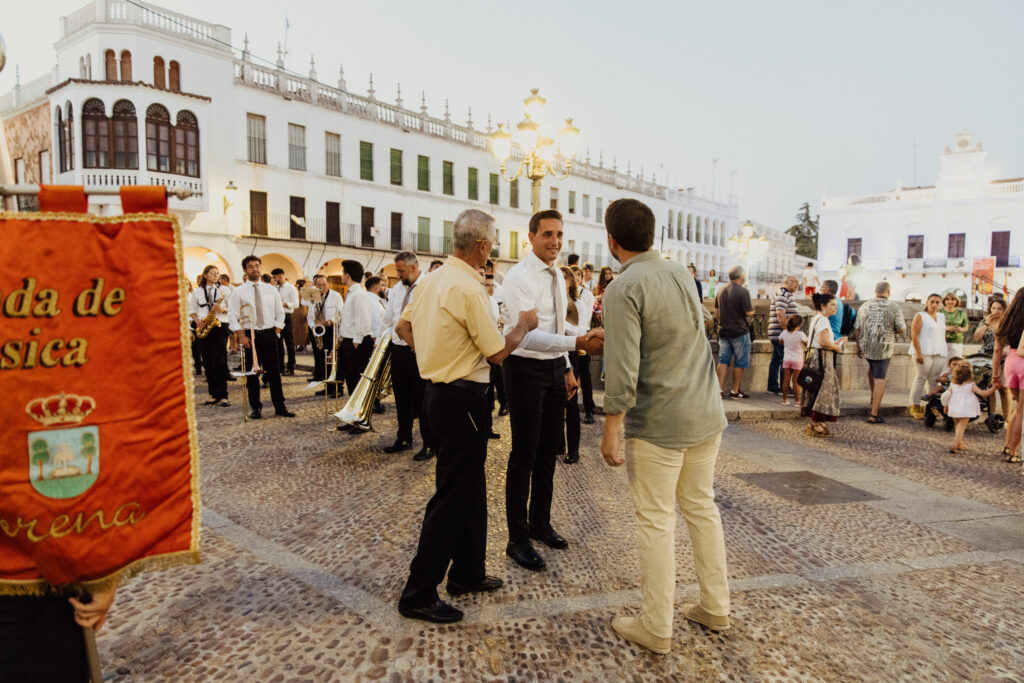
xmin=243 ymin=213 xmax=454 ymax=256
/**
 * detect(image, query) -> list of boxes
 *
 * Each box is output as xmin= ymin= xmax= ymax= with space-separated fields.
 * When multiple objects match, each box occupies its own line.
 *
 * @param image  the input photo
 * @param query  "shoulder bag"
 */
xmin=797 ymin=316 xmax=826 ymax=395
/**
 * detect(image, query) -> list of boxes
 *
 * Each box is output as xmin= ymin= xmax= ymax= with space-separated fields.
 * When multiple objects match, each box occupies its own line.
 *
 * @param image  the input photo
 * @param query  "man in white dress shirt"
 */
xmin=378 ymin=252 xmax=436 ymax=459
xmin=500 ymin=209 xmax=605 ymax=572
xmin=307 ymin=273 xmax=344 ymax=394
xmin=227 ymin=255 xmax=295 ymax=419
xmin=338 ymin=260 xmax=376 ymax=398
xmin=272 ymin=268 xmax=300 ymax=376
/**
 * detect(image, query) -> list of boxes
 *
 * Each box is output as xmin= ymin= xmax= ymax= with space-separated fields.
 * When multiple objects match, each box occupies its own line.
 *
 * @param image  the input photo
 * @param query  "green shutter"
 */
xmin=443 ymin=220 xmax=454 ymax=254
xmin=489 ymin=173 xmax=499 ymax=205
xmin=467 ymin=167 xmax=478 ymax=200
xmin=510 ymin=231 xmax=519 ymax=260
xmin=418 ymin=155 xmax=430 ymax=191
xmin=360 ymin=141 xmax=374 ymax=181
xmin=510 ymin=178 xmax=519 ymax=208
xmin=443 ymin=161 xmax=454 ymax=195
xmin=390 ymin=148 xmax=402 ymax=185
xmin=568 ymin=190 xmax=576 ymax=214
xmin=417 ymin=216 xmax=430 ymax=253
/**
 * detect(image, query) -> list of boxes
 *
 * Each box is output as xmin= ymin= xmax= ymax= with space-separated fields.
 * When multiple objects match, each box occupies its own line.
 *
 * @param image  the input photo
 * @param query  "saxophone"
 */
xmin=196 ymin=291 xmax=225 ymax=338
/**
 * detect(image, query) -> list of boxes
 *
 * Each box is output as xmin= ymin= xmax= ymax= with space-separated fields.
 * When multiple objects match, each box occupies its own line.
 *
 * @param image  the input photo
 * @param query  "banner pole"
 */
xmin=83 ymin=626 xmax=104 ymax=683
xmin=0 ymin=183 xmax=201 ymax=199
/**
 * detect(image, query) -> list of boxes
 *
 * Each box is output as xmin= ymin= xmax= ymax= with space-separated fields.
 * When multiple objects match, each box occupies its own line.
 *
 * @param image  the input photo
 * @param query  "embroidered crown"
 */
xmin=25 ymin=392 xmax=96 ymax=427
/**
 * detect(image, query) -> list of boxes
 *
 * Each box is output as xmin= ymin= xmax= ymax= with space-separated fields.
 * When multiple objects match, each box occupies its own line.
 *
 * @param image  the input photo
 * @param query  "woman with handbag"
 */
xmin=799 ymin=293 xmax=847 ymax=437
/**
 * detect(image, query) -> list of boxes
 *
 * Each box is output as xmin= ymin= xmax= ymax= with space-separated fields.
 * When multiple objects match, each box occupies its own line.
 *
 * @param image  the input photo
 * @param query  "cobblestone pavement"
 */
xmin=97 ymin=374 xmax=1024 ymax=681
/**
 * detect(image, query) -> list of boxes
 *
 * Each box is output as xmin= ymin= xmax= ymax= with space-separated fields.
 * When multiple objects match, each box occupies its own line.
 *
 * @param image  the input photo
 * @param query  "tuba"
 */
xmin=335 ymin=329 xmax=392 ymax=431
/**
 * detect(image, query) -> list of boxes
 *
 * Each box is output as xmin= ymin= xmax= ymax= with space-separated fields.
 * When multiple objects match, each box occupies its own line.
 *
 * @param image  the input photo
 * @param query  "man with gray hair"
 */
xmin=714 ymin=265 xmax=754 ymax=399
xmin=378 ymin=251 xmax=436 ymax=460
xmin=854 ymin=280 xmax=906 ymax=423
xmin=396 ymin=209 xmax=538 ymax=623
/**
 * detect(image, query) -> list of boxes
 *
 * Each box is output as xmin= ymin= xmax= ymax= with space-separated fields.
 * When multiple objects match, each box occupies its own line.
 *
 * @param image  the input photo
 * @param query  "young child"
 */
xmin=924 ymin=356 xmax=963 ymax=404
xmin=945 ymin=363 xmax=995 ymax=452
xmin=778 ymin=315 xmax=808 ymax=405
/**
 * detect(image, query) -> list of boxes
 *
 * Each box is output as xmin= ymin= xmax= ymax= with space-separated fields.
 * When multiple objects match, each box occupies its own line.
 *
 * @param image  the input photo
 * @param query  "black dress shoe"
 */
xmin=583 ymin=413 xmax=595 ymax=424
xmin=564 ymin=453 xmax=579 ymax=464
xmin=275 ymin=409 xmax=296 ymax=418
xmin=506 ymin=542 xmax=546 ymax=571
xmin=336 ymin=423 xmax=355 ymax=432
xmin=530 ymin=526 xmax=568 ymax=550
xmin=488 ymin=431 xmax=501 ymax=440
xmin=249 ymin=408 xmax=262 ymax=419
xmin=397 ymin=599 xmax=463 ymax=623
xmin=227 ymin=376 xmax=237 ymax=382
xmin=373 ymin=402 xmax=386 ymax=414
xmin=446 ymin=575 xmax=503 ymax=596
xmin=412 ymin=447 xmax=434 ymax=461
xmin=498 ymin=405 xmax=509 ymax=416
xmin=384 ymin=439 xmax=413 ymax=454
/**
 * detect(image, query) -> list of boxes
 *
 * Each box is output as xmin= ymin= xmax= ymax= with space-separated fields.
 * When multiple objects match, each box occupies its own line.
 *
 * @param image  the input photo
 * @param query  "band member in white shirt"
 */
xmin=484 ymin=275 xmax=508 ymax=419
xmin=572 ymin=266 xmax=597 ymax=423
xmin=500 ymin=209 xmax=604 ymax=572
xmin=378 ymin=252 xmax=436 ymax=459
xmin=188 ymin=264 xmax=232 ymax=407
xmin=272 ymin=268 xmax=300 ymax=376
xmin=307 ymin=274 xmax=343 ymax=394
xmin=338 ymin=260 xmax=376 ymax=397
xmin=227 ymin=255 xmax=295 ymax=419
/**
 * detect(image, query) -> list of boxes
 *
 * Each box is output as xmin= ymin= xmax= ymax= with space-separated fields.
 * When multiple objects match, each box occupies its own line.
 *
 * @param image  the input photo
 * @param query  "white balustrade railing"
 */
xmin=62 ymin=1 xmax=230 ymax=46
xmin=987 ymin=181 xmax=1024 ymax=196
xmin=229 ymin=57 xmax=736 ymax=211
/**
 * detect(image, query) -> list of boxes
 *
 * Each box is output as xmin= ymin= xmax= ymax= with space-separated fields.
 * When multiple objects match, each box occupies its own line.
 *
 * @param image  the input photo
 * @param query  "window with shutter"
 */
xmin=418 ymin=155 xmax=430 ymax=191
xmin=442 ymin=161 xmax=454 ymax=195
xmin=467 ymin=168 xmax=478 ymax=200
xmin=390 ymin=148 xmax=403 ymax=185
xmin=360 ymin=141 xmax=374 ymax=181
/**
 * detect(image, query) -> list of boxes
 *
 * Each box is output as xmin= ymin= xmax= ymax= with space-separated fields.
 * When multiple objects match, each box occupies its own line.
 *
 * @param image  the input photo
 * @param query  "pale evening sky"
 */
xmin=2 ymin=0 xmax=1022 ymax=231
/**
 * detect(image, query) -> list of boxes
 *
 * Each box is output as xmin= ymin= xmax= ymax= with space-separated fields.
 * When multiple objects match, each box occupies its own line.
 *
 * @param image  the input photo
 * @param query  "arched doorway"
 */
xmin=259 ymin=252 xmax=302 ymax=282
xmin=183 ymin=247 xmax=233 ymax=284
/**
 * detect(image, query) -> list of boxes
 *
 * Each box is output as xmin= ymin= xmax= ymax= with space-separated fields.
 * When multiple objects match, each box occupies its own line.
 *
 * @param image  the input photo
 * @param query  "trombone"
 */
xmin=309 ymin=310 xmax=344 ymax=431
xmin=335 ymin=328 xmax=393 ymax=432
xmin=233 ymin=301 xmax=263 ymax=422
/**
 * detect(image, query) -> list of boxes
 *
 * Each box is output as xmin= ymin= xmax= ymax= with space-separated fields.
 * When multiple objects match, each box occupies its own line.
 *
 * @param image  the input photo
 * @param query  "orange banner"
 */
xmin=972 ymin=257 xmax=995 ymax=296
xmin=0 ymin=209 xmax=199 ymax=593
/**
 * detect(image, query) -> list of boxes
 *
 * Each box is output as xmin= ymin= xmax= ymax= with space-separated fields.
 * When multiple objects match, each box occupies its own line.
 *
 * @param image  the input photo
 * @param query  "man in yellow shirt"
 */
xmin=395 ymin=209 xmax=538 ymax=623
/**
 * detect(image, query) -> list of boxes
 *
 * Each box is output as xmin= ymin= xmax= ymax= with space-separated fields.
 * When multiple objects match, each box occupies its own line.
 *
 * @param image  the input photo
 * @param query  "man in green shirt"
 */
xmin=600 ymin=198 xmax=730 ymax=655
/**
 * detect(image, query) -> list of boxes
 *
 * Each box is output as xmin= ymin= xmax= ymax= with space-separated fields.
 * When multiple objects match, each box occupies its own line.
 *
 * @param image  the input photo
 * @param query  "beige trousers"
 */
xmin=625 ymin=433 xmax=729 ymax=638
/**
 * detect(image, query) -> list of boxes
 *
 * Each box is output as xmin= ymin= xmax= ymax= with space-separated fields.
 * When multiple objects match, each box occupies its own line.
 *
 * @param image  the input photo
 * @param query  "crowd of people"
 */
xmin=180 ymin=202 xmax=734 ymax=654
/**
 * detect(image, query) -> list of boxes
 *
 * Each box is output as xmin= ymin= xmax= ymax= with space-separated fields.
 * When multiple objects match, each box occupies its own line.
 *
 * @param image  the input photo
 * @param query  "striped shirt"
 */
xmin=768 ymin=286 xmax=798 ymax=341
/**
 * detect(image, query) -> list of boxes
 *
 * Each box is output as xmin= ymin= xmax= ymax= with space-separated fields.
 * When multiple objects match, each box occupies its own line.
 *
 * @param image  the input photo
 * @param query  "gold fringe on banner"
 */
xmin=0 ymin=210 xmax=202 ymax=594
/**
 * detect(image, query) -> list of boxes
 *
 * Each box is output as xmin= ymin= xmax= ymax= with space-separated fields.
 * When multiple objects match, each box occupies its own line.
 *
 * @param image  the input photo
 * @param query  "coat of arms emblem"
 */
xmin=25 ymin=392 xmax=99 ymax=499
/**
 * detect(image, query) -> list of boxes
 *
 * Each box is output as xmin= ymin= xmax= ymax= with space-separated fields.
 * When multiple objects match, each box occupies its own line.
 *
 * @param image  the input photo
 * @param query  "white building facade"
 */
xmin=818 ymin=132 xmax=1023 ymax=304
xmin=1 ymin=0 xmax=738 ymax=284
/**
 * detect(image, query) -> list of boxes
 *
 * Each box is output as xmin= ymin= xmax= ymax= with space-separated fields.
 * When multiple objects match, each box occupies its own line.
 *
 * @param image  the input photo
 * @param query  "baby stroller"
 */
xmin=923 ymin=354 xmax=1004 ymax=432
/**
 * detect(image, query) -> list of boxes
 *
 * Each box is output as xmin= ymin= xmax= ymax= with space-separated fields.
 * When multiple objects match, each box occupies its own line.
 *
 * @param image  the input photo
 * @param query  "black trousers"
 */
xmin=562 ymin=354 xmax=582 ymax=457
xmin=391 ymin=344 xmax=432 ymax=446
xmin=503 ymin=355 xmax=566 ymax=544
xmin=400 ymin=381 xmax=490 ymax=608
xmin=341 ymin=335 xmax=373 ymax=395
xmin=190 ymin=323 xmax=202 ymax=374
xmin=487 ymin=362 xmax=507 ymax=412
xmin=311 ymin=327 xmax=334 ymax=382
xmin=198 ymin=325 xmax=229 ymax=399
xmin=578 ymin=353 xmax=595 ymax=415
xmin=278 ymin=312 xmax=296 ymax=372
xmin=0 ymin=595 xmax=88 ymax=682
xmin=244 ymin=329 xmax=287 ymax=412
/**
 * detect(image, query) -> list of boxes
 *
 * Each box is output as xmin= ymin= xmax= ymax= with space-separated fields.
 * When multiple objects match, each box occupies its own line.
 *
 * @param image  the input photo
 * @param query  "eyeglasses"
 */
xmin=477 ymin=239 xmax=501 ymax=249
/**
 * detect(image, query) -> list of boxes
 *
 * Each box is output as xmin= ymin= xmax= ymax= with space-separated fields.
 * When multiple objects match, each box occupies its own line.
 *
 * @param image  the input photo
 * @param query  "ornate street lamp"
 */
xmin=727 ymin=220 xmax=769 ymax=260
xmin=490 ymin=89 xmax=580 ymax=213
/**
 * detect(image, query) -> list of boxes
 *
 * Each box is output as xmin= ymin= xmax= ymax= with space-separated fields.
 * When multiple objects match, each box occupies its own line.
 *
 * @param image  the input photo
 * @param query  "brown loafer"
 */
xmin=682 ymin=603 xmax=730 ymax=631
xmin=612 ymin=616 xmax=671 ymax=654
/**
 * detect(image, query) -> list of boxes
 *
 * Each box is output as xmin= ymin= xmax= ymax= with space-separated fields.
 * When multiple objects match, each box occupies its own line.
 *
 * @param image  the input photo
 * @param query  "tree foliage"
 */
xmin=786 ymin=202 xmax=819 ymax=259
